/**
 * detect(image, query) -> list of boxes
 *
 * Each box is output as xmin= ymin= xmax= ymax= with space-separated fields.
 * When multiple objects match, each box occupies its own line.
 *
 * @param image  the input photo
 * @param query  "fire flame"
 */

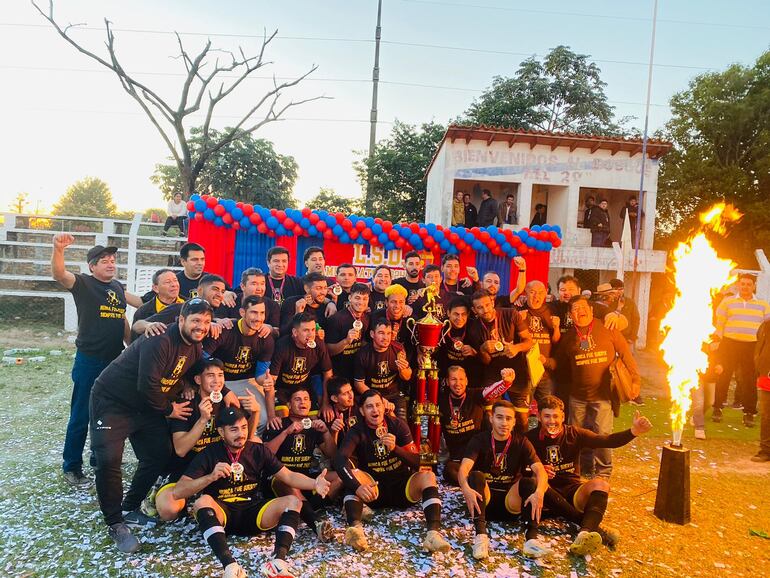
xmin=660 ymin=203 xmax=740 ymax=445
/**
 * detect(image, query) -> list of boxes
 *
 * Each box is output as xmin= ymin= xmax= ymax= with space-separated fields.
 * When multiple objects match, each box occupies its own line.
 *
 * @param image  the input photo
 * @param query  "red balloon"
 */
xmin=309 ymin=213 xmax=320 ymax=224
xmin=388 ymin=229 xmax=399 ymax=240
xmin=552 ymin=238 xmax=561 ymax=248
xmin=374 ymin=218 xmax=383 ymax=224
xmin=293 ymin=225 xmax=303 ymax=236
xmin=316 ymin=221 xmax=327 ymax=232
xmin=410 ymin=223 xmax=420 ymax=233
xmin=270 ymin=208 xmax=277 ymax=216
xmin=232 ymin=221 xmax=240 ymax=230
xmin=213 ymin=204 xmax=226 ymax=216
xmin=206 ymin=197 xmax=218 ymax=208
xmin=480 ymin=231 xmax=490 ymax=242
xmin=186 ymin=201 xmax=195 ymax=211
xmin=243 ymin=204 xmax=254 ymax=216
xmin=349 ymin=229 xmax=359 ymax=240
xmin=249 ymin=214 xmax=260 ymax=225
xmin=194 ymin=212 xmax=204 ymax=222
xmin=342 ymin=219 xmax=352 ymax=230
xmin=362 ymin=229 xmax=373 ymax=240
xmin=284 ymin=218 xmax=295 ymax=229
xmin=324 ymin=230 xmax=334 ymax=239
xmin=355 ymin=220 xmax=366 ymax=231
xmin=335 ymin=213 xmax=345 ymax=224
xmin=276 ymin=210 xmax=286 ymax=221
xmin=223 ymin=213 xmax=233 ymax=224
xmin=236 ymin=202 xmax=243 ymax=208
xmin=302 ymin=207 xmax=311 ymax=217
xmin=382 ymin=221 xmax=392 ymax=232
xmin=257 ymin=223 xmax=268 ymax=234
xmin=424 ymin=237 xmax=435 ymax=248
xmin=395 ymin=238 xmax=405 ymax=248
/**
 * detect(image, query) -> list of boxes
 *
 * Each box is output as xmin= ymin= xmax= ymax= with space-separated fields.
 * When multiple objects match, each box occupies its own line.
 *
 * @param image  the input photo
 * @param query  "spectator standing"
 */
xmin=530 ymin=204 xmax=547 ymax=227
xmin=752 ymin=320 xmax=770 ymax=461
xmin=587 ymin=199 xmax=611 ymax=247
xmin=582 ymin=196 xmax=595 ymax=228
xmin=463 ymin=193 xmax=478 ymax=228
xmin=477 ymin=189 xmax=498 ymax=227
xmin=497 ymin=194 xmax=517 ymax=226
xmin=619 ymin=196 xmax=643 ymax=248
xmin=452 ymin=191 xmax=466 ymax=226
xmin=163 ymin=192 xmax=188 ymax=236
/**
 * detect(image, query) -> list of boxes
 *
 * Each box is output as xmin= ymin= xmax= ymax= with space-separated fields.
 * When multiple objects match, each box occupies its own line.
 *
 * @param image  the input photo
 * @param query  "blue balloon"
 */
xmin=214 ymin=216 xmax=224 ymax=227
xmin=276 ymin=225 xmax=288 ymax=236
xmin=435 ymin=231 xmax=445 ymax=242
xmin=426 ymin=223 xmax=436 ymax=234
xmin=248 ymin=226 xmax=257 ymax=235
xmin=385 ymin=241 xmax=396 ymax=251
xmin=204 ymin=208 xmax=215 ymax=221
xmin=232 ymin=208 xmax=244 ymax=221
xmin=464 ymin=233 xmax=475 ymax=244
xmin=325 ymin=216 xmax=336 ymax=227
xmin=495 ymin=233 xmax=505 ymax=243
xmin=543 ymin=241 xmax=553 ymax=251
xmin=307 ymin=225 xmax=318 ymax=237
xmin=472 ymin=240 xmax=483 ymax=251
xmin=372 ymin=224 xmax=383 ymax=235
xmin=190 ymin=194 xmax=201 ymax=201
xmin=502 ymin=242 xmax=511 ymax=252
xmin=240 ymin=217 xmax=251 ymax=229
xmin=365 ymin=217 xmax=375 ymax=227
xmin=535 ymin=241 xmax=546 ymax=251
xmin=440 ymin=239 xmax=450 ymax=250
xmin=553 ymin=225 xmax=562 ymax=235
xmin=531 ymin=225 xmax=541 ymax=233
xmin=541 ymin=224 xmax=551 ymax=232
xmin=194 ymin=199 xmax=206 ymax=212
xmin=222 ymin=199 xmax=236 ymax=212
xmin=412 ymin=239 xmax=424 ymax=250
xmin=333 ymin=224 xmax=344 ymax=236
xmin=266 ymin=216 xmax=279 ymax=229
xmin=409 ymin=234 xmax=421 ymax=246
xmin=378 ymin=233 xmax=389 ymax=244
xmin=517 ymin=230 xmax=529 ymax=241
xmin=401 ymin=226 xmax=412 ymax=237
xmin=486 ymin=225 xmax=497 ymax=234
xmin=300 ymin=218 xmax=311 ymax=229
xmin=525 ymin=237 xmax=537 ymax=248
xmin=340 ymin=233 xmax=350 ymax=243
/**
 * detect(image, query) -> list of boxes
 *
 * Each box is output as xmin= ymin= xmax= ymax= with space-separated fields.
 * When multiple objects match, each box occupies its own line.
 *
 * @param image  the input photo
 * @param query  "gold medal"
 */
xmin=453 ymin=340 xmax=464 ymax=351
xmin=332 ymin=285 xmax=343 ymax=296
xmin=231 ymin=462 xmax=244 ymax=476
xmin=307 ymin=340 xmax=317 ymax=349
xmin=494 ymin=341 xmax=504 ymax=352
xmin=209 ymin=390 xmax=223 ymax=403
xmin=375 ymin=425 xmax=387 ymax=438
xmin=301 ymin=417 xmax=313 ymax=429
xmin=353 ymin=319 xmax=363 ymax=331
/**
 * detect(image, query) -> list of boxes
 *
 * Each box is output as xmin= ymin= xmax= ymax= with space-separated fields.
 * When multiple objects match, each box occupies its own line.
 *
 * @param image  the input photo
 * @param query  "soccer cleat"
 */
xmin=224 ymin=562 xmax=248 ymax=578
xmin=63 ymin=470 xmax=90 ymax=488
xmin=344 ymin=525 xmax=368 ymax=551
xmin=569 ymin=530 xmax=603 ymax=556
xmin=108 ymin=522 xmax=140 ymax=554
xmin=711 ymin=407 xmax=723 ymax=423
xmin=472 ymin=534 xmax=490 ymax=559
xmin=597 ymin=525 xmax=621 ymax=549
xmin=423 ymin=529 xmax=451 ymax=553
xmin=315 ymin=519 xmax=333 ymax=542
xmin=361 ymin=504 xmax=375 ymax=523
xmin=750 ymin=453 xmax=770 ymax=463
xmin=523 ymin=538 xmax=553 ymax=558
xmin=743 ymin=414 xmax=755 ymax=428
xmin=123 ymin=508 xmax=159 ymax=528
xmin=694 ymin=429 xmax=706 ymax=440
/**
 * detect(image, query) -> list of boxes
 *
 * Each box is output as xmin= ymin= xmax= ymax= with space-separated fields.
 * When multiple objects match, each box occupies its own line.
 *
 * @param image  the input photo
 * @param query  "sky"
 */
xmin=2 ymin=0 xmax=769 ymax=214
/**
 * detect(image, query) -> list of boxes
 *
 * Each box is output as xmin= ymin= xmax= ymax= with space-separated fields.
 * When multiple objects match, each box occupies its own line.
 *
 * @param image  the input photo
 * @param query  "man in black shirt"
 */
xmin=435 ymin=297 xmax=478 ymax=380
xmin=89 ymin=298 xmax=212 ymax=553
xmin=131 ymin=268 xmax=184 ymax=341
xmin=325 ymin=283 xmax=370 ymax=379
xmin=371 ymin=284 xmax=413 ymax=353
xmin=155 ymin=358 xmax=246 ymax=522
xmin=477 ymin=189 xmax=498 ymax=227
xmin=217 ymin=268 xmax=280 ymax=335
xmin=175 ymin=406 xmax=331 ymax=578
xmin=354 ymin=318 xmax=412 ymax=419
xmin=522 ymin=280 xmax=561 ymax=405
xmin=176 ymin=242 xmax=207 ymax=300
xmin=482 ymin=257 xmax=527 ymax=309
xmin=438 ymin=366 xmax=486 ymax=485
xmin=266 ymin=246 xmax=305 ymax=306
xmin=464 ymin=193 xmax=478 ymax=228
xmin=526 ymin=396 xmax=651 ymax=555
xmin=369 ymin=264 xmax=392 ymax=312
xmin=263 ymin=388 xmax=340 ymax=542
xmin=329 ymin=263 xmax=357 ymax=309
xmin=269 ymin=312 xmax=334 ymax=421
xmin=392 ymin=250 xmax=424 ymax=306
xmin=52 ymin=234 xmax=143 ymax=488
xmin=458 ymin=400 xmax=550 ymax=560
xmin=325 ymin=377 xmax=358 ymax=447
xmin=279 ymin=272 xmax=334 ymax=337
xmin=334 ymin=390 xmax=451 ymax=553
xmin=204 ymin=295 xmax=276 ymax=435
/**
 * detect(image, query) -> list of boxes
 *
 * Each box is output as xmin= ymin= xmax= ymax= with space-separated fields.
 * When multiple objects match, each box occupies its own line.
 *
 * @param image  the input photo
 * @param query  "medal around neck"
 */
xmin=209 ymin=390 xmax=223 ymax=403
xmin=353 ymin=319 xmax=363 ymax=331
xmin=332 ymin=285 xmax=343 ymax=296
xmin=375 ymin=425 xmax=387 ymax=438
xmin=494 ymin=341 xmax=505 ymax=352
xmin=307 ymin=340 xmax=317 ymax=349
xmin=301 ymin=417 xmax=313 ymax=429
xmin=453 ymin=340 xmax=464 ymax=351
xmin=231 ymin=462 xmax=244 ymax=476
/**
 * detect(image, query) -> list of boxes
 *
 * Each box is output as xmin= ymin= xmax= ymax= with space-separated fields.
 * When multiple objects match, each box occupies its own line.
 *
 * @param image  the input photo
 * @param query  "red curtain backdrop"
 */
xmin=188 ymin=219 xmax=236 ymax=285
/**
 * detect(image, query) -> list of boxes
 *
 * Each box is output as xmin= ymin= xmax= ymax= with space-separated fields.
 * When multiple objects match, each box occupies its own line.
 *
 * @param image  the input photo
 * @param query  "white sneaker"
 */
xmin=344 ymin=525 xmax=368 ymax=551
xmin=472 ymin=534 xmax=489 ymax=559
xmin=569 ymin=530 xmax=602 ymax=556
xmin=261 ymin=559 xmax=294 ymax=578
xmin=224 ymin=562 xmax=247 ymax=578
xmin=523 ymin=538 xmax=552 ymax=558
xmin=423 ymin=529 xmax=451 ymax=553
xmin=694 ymin=429 xmax=706 ymax=440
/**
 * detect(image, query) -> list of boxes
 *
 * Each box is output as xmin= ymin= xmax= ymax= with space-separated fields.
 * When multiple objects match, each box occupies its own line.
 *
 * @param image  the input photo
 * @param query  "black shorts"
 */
xmin=370 ymin=472 xmax=419 ymax=509
xmin=552 ymin=479 xmax=586 ymax=512
xmin=203 ymin=497 xmax=278 ymax=536
xmin=485 ymin=486 xmax=521 ymax=521
xmin=263 ymin=474 xmax=316 ymax=502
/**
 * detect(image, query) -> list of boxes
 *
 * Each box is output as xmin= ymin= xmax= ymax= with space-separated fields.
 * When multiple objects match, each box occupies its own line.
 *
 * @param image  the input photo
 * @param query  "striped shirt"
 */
xmin=715 ymin=295 xmax=770 ymax=342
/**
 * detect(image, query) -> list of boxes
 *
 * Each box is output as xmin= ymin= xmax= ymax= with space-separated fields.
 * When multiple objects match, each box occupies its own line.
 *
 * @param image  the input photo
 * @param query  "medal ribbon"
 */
xmin=575 ymin=321 xmax=594 ymax=349
xmin=448 ymin=393 xmax=465 ymax=422
xmin=483 ymin=315 xmax=500 ymax=342
xmin=226 ymin=446 xmax=244 ymax=465
xmin=491 ymin=434 xmax=512 ymax=471
xmin=449 ymin=327 xmax=466 ymax=348
xmin=268 ymin=276 xmax=286 ymax=302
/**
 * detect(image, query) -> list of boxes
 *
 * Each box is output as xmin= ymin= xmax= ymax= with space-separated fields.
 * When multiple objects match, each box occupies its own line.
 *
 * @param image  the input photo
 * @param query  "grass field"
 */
xmin=1 ymin=338 xmax=769 ymax=577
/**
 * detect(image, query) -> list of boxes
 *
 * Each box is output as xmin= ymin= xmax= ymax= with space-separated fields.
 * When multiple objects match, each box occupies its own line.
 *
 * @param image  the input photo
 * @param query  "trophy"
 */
xmin=406 ymin=284 xmax=450 ymax=466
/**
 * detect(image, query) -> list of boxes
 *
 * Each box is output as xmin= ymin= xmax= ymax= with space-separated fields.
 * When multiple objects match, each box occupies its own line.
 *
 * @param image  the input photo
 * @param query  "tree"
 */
xmin=355 ymin=121 xmax=446 ymax=223
xmin=657 ymin=50 xmax=770 ymax=266
xmin=33 ymin=1 xmax=323 ymax=197
xmin=53 ymin=177 xmax=117 ymax=217
xmin=307 ymin=188 xmax=360 ymax=214
xmin=10 ymin=193 xmax=29 ymax=214
xmin=462 ymin=45 xmax=627 ymax=135
xmin=152 ymin=127 xmax=298 ymax=208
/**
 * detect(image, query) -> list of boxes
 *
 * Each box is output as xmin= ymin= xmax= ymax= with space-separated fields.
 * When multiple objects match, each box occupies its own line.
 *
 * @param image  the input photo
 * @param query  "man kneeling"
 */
xmin=458 ymin=400 xmax=550 ymax=560
xmin=334 ymin=389 xmax=451 ymax=553
xmin=174 ymin=407 xmax=330 ymax=578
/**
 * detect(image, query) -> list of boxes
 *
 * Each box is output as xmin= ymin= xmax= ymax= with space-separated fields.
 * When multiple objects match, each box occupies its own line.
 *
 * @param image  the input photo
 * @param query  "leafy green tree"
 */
xmin=657 ymin=50 xmax=770 ymax=266
xmin=463 ymin=45 xmax=627 ymax=135
xmin=53 ymin=177 xmax=117 ymax=217
xmin=152 ymin=127 xmax=299 ymax=209
xmin=355 ymin=121 xmax=446 ymax=222
xmin=307 ymin=188 xmax=360 ymax=214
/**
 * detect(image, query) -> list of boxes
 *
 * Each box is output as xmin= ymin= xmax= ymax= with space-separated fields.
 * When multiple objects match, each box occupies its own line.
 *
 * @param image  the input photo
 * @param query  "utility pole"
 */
xmin=366 ymin=0 xmax=383 ymax=208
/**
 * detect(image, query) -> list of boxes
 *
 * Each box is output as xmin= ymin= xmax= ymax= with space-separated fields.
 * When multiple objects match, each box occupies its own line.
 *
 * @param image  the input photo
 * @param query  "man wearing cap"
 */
xmin=51 ymin=234 xmax=143 ymax=488
xmin=89 ymin=298 xmax=213 ymax=553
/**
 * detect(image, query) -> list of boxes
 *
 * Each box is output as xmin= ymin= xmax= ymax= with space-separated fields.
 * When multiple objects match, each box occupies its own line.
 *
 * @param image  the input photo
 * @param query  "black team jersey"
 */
xmin=184 ymin=440 xmax=283 ymax=507
xmin=494 ymin=294 xmax=512 ymax=309
xmin=337 ymin=415 xmax=415 ymax=483
xmin=262 ymin=417 xmax=324 ymax=474
xmin=279 ymin=297 xmax=328 ymax=336
xmin=167 ymin=388 xmax=230 ymax=479
xmin=143 ymin=300 xmax=230 ymax=326
xmin=270 ymin=336 xmax=332 ymax=393
xmin=435 ymin=324 xmax=479 ymax=380
xmin=69 ymin=273 xmax=127 ymax=361
xmin=522 ymin=305 xmax=558 ymax=362
xmin=551 ymin=300 xmax=614 ymax=331
xmin=91 ymin=323 xmax=202 ymax=416
xmin=438 ymin=388 xmax=486 ymax=461
xmin=369 ymin=289 xmax=387 ymax=312
xmin=392 ymin=277 xmax=424 ymax=304
xmin=354 ymin=342 xmax=407 ymax=400
xmin=203 ymin=320 xmax=274 ymax=381
xmin=370 ymin=310 xmax=415 ymax=359
xmin=325 ymin=308 xmax=370 ymax=379
xmin=525 ymin=425 xmax=635 ymax=488
xmin=266 ymin=275 xmax=305 ymax=306
xmin=466 ymin=308 xmax=529 ymax=389
xmin=464 ymin=430 xmax=540 ymax=492
xmin=131 ymin=296 xmax=185 ymax=341
xmin=176 ymin=271 xmax=204 ymax=301
xmin=323 ymin=406 xmax=359 ymax=448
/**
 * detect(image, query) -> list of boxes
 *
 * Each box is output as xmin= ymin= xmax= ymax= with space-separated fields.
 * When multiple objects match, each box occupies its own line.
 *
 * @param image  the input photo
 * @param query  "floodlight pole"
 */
xmin=366 ymin=0 xmax=383 ymax=204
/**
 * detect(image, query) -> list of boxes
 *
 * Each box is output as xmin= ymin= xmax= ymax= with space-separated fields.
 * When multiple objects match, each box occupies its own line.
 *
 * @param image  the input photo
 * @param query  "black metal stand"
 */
xmin=654 ymin=443 xmax=691 ymax=525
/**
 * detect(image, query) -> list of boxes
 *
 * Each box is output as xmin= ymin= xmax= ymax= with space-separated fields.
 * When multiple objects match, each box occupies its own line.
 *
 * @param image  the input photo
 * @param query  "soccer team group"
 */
xmin=52 ymin=232 xmax=652 ymax=578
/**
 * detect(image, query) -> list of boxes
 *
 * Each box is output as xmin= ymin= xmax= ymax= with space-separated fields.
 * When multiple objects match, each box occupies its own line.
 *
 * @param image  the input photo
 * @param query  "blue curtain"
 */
xmin=474 ymin=253 xmax=511 ymax=294
xmin=295 ymin=235 xmax=325 ymax=278
xmin=232 ymin=231 xmax=275 ymax=288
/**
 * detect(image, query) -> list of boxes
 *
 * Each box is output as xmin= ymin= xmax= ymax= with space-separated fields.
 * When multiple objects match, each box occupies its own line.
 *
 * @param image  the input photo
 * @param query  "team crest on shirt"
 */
xmin=378 ymin=361 xmax=389 ymax=376
xmin=375 ymin=301 xmax=385 ymax=310
xmin=235 ymin=346 xmax=251 ymax=363
xmin=373 ymin=439 xmax=389 ymax=459
xmin=105 ymin=289 xmax=121 ymax=307
xmin=171 ymin=356 xmax=187 ymax=378
xmin=292 ymin=357 xmax=307 ymax=373
xmin=204 ymin=418 xmax=216 ymax=435
xmin=529 ymin=315 xmax=543 ymax=333
xmin=190 ymin=289 xmax=199 ymax=299
xmin=546 ymin=444 xmax=562 ymax=465
xmin=292 ymin=434 xmax=306 ymax=454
